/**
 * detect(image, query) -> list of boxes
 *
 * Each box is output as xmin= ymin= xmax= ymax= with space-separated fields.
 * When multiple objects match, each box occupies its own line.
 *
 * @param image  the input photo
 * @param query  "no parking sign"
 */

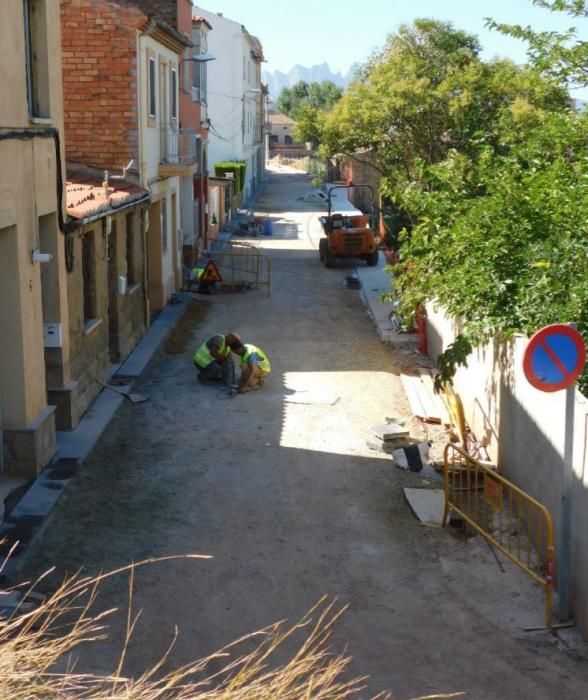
xmin=522 ymin=324 xmax=585 ymax=393
xmin=522 ymin=323 xmax=586 ymax=623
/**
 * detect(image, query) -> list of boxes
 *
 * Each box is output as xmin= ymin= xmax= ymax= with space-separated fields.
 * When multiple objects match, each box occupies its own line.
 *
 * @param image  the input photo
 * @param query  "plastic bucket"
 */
xmin=263 ymin=218 xmax=273 ymax=236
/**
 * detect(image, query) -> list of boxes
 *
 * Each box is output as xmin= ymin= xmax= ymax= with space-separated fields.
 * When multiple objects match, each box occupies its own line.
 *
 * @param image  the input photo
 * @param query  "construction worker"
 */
xmin=193 ymin=332 xmax=240 ymax=385
xmin=229 ymin=340 xmax=271 ymax=394
xmin=187 ymin=265 xmax=205 ymax=291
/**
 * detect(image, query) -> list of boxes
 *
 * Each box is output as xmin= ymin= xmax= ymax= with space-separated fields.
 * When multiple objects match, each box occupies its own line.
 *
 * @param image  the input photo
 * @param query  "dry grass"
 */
xmin=0 ymin=554 xmax=380 ymax=699
xmin=0 ymin=553 xmax=462 ymax=699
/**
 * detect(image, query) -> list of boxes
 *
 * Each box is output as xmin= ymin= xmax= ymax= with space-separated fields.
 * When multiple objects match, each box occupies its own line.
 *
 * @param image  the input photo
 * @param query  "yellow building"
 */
xmin=0 ymin=1 xmax=70 ymax=476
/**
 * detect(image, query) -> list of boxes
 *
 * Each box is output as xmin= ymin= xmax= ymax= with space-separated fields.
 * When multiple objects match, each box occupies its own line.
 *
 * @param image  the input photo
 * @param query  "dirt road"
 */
xmin=20 ymin=168 xmax=588 ymax=698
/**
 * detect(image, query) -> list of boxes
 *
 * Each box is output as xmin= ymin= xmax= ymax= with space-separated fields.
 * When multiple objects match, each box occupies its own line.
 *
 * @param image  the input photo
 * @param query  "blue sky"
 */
xmin=196 ymin=0 xmax=588 ymax=99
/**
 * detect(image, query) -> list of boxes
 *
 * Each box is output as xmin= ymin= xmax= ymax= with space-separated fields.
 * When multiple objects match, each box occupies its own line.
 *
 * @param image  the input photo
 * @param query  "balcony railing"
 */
xmin=160 ymin=124 xmax=198 ymax=167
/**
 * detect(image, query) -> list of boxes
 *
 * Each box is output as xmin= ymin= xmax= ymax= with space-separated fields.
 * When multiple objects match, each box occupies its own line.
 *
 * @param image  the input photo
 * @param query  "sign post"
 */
xmin=523 ymin=324 xmax=586 ymax=622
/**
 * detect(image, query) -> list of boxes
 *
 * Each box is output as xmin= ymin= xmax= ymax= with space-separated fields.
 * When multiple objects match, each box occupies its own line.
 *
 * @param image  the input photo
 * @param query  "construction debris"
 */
xmin=403 ymin=488 xmax=445 ymax=525
xmin=400 ymin=369 xmax=451 ymax=425
xmin=392 ymin=442 xmax=430 ymax=471
xmin=371 ymin=423 xmax=410 ymax=441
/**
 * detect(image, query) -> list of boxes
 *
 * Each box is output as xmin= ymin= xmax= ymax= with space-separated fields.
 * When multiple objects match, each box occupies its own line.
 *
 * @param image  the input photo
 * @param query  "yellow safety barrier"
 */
xmin=443 ymin=443 xmax=554 ymax=627
xmin=210 ymin=242 xmax=271 ymax=297
xmin=187 ymin=242 xmax=271 ymax=297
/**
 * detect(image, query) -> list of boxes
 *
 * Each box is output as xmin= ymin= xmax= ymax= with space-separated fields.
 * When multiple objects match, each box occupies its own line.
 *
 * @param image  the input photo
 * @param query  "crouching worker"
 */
xmin=193 ymin=332 xmax=240 ymax=385
xmin=230 ymin=341 xmax=271 ymax=394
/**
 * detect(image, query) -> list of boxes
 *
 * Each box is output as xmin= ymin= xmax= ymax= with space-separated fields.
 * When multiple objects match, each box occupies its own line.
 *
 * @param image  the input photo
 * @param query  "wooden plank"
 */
xmin=417 ymin=369 xmax=451 ymax=427
xmin=402 ymin=372 xmax=442 ymax=423
xmin=400 ymin=373 xmax=429 ymax=421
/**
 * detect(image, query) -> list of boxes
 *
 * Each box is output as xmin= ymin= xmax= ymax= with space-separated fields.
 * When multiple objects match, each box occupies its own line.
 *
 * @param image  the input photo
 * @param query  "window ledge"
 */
xmin=29 ymin=116 xmax=54 ymax=126
xmin=127 ymin=283 xmax=140 ymax=296
xmin=83 ymin=318 xmax=103 ymax=336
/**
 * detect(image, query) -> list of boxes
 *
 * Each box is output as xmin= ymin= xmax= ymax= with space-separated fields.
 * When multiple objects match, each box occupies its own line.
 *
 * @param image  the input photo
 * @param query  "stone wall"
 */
xmin=62 ymin=206 xmax=146 ymax=426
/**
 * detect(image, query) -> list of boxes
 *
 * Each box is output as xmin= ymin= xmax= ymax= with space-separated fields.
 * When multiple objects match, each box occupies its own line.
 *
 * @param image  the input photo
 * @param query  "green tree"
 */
xmin=276 ymin=80 xmax=343 ymax=118
xmin=487 ymin=0 xmax=588 ymax=87
xmin=309 ymin=17 xmax=586 ymax=391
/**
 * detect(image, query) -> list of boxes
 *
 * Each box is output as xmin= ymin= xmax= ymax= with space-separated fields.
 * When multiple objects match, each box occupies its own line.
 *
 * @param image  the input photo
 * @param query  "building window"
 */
xmin=23 ymin=0 xmax=50 ymax=118
xmin=161 ymin=198 xmax=168 ymax=252
xmin=148 ymin=57 xmax=156 ymax=118
xmin=126 ymin=213 xmax=136 ymax=285
xmin=270 ymin=134 xmax=278 ymax=145
xmin=82 ymin=232 xmax=96 ymax=323
xmin=192 ymin=61 xmax=207 ymax=104
xmin=171 ymin=67 xmax=177 ymax=120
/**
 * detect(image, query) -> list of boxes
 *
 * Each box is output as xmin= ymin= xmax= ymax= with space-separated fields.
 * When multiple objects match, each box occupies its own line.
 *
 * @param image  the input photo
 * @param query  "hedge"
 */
xmin=215 ymin=161 xmax=246 ymax=193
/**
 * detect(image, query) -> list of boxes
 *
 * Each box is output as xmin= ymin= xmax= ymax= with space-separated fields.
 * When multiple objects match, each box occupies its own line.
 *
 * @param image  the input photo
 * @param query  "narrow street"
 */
xmin=20 ymin=168 xmax=588 ymax=699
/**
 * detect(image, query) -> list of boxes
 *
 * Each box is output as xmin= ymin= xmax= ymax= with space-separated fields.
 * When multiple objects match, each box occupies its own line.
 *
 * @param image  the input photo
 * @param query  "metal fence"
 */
xmin=443 ymin=443 xmax=554 ymax=627
xmin=188 ymin=242 xmax=270 ymax=297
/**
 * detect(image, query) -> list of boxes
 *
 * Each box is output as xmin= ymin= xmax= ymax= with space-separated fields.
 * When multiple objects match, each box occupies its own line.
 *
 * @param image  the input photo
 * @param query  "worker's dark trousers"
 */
xmin=196 ymin=358 xmax=235 ymax=385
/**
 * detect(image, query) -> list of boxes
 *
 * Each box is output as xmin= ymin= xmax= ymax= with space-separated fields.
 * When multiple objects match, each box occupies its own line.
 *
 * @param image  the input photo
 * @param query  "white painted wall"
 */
xmin=138 ymin=33 xmax=181 ymax=300
xmin=427 ymin=304 xmax=588 ymax=635
xmin=193 ymin=7 xmax=263 ymax=201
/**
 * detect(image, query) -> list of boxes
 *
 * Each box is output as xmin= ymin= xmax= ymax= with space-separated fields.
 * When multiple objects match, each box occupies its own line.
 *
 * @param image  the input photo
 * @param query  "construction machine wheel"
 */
xmin=365 ymin=249 xmax=379 ymax=267
xmin=319 ymin=237 xmax=327 ymax=262
xmin=324 ymin=245 xmax=336 ymax=268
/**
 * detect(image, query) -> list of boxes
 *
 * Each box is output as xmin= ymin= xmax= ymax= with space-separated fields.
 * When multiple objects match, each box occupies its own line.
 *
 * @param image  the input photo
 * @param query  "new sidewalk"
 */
xmin=0 ymin=298 xmax=188 ymax=581
xmin=354 ymin=256 xmax=417 ymax=347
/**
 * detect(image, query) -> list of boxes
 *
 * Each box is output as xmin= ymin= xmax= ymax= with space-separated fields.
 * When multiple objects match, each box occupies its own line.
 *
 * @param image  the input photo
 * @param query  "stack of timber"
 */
xmin=400 ymin=369 xmax=451 ymax=426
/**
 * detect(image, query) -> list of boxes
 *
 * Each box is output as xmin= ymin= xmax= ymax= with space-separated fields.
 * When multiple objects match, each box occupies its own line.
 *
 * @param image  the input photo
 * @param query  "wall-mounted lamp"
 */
xmin=179 ymin=53 xmax=216 ymax=68
xmin=32 ymin=249 xmax=53 ymax=264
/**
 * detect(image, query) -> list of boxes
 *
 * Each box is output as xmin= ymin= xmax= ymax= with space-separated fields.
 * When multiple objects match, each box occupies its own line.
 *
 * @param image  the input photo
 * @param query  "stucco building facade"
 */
xmin=0 ymin=1 xmax=69 ymax=476
xmin=192 ymin=7 xmax=265 ymax=206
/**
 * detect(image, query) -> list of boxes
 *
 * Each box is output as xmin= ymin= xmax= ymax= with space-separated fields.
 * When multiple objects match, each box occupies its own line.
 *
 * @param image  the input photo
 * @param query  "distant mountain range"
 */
xmin=262 ymin=62 xmax=360 ymax=99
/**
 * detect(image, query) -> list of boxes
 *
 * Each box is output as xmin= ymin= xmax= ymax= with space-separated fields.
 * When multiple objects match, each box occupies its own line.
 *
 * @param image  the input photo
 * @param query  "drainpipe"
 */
xmin=141 ymin=204 xmax=150 ymax=328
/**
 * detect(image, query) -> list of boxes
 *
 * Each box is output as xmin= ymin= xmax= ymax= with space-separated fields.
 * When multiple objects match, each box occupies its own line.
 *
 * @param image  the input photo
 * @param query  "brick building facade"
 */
xmin=61 ymin=0 xmax=146 ymax=172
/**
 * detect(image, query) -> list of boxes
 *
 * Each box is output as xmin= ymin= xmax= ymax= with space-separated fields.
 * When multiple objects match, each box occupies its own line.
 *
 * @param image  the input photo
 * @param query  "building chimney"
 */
xmin=217 ymin=12 xmax=223 ymax=16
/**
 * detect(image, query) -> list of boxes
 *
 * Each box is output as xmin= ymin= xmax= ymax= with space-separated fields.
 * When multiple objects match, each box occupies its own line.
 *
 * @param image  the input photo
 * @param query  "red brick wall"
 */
xmin=61 ymin=0 xmax=146 ymax=171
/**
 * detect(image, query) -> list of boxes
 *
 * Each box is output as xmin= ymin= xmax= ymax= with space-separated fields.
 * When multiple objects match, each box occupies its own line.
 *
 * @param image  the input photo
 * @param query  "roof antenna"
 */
xmin=111 ymin=159 xmax=135 ymax=180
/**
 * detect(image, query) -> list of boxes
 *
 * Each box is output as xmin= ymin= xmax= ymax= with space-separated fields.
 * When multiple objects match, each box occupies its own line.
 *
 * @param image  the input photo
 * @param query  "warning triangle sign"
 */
xmin=200 ymin=259 xmax=223 ymax=283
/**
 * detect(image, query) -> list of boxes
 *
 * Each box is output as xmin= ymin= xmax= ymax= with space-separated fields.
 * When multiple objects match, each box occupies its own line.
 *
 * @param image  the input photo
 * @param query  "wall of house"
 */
xmin=61 ymin=0 xmax=144 ymax=171
xmin=341 ymin=154 xmax=382 ymax=212
xmin=66 ymin=222 xmax=110 ymax=422
xmin=426 ymin=305 xmax=588 ymax=636
xmin=194 ymin=7 xmax=263 ymax=201
xmin=146 ymin=184 xmax=181 ymax=310
xmin=108 ymin=208 xmax=146 ymax=362
xmin=138 ymin=33 xmax=181 ymax=310
xmin=63 ymin=207 xmax=146 ymax=425
xmin=0 ymin=0 xmax=70 ymax=476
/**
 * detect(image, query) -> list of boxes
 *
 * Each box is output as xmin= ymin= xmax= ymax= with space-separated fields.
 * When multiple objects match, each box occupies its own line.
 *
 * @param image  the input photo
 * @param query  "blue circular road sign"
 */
xmin=523 ymin=324 xmax=586 ymax=392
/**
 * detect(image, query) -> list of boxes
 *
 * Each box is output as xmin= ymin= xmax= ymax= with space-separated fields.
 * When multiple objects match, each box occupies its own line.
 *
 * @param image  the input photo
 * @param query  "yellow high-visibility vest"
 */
xmin=193 ymin=335 xmax=230 ymax=368
xmin=240 ymin=344 xmax=271 ymax=373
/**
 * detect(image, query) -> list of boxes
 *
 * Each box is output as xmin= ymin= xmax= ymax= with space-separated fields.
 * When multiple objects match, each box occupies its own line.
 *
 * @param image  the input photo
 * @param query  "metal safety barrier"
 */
xmin=443 ymin=443 xmax=554 ymax=627
xmin=206 ymin=242 xmax=271 ymax=297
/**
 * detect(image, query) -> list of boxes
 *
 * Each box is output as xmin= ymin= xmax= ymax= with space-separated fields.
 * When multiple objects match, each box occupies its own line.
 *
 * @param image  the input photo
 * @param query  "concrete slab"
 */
xmin=371 ymin=424 xmax=410 ymax=440
xmin=403 ymin=488 xmax=445 ymax=525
